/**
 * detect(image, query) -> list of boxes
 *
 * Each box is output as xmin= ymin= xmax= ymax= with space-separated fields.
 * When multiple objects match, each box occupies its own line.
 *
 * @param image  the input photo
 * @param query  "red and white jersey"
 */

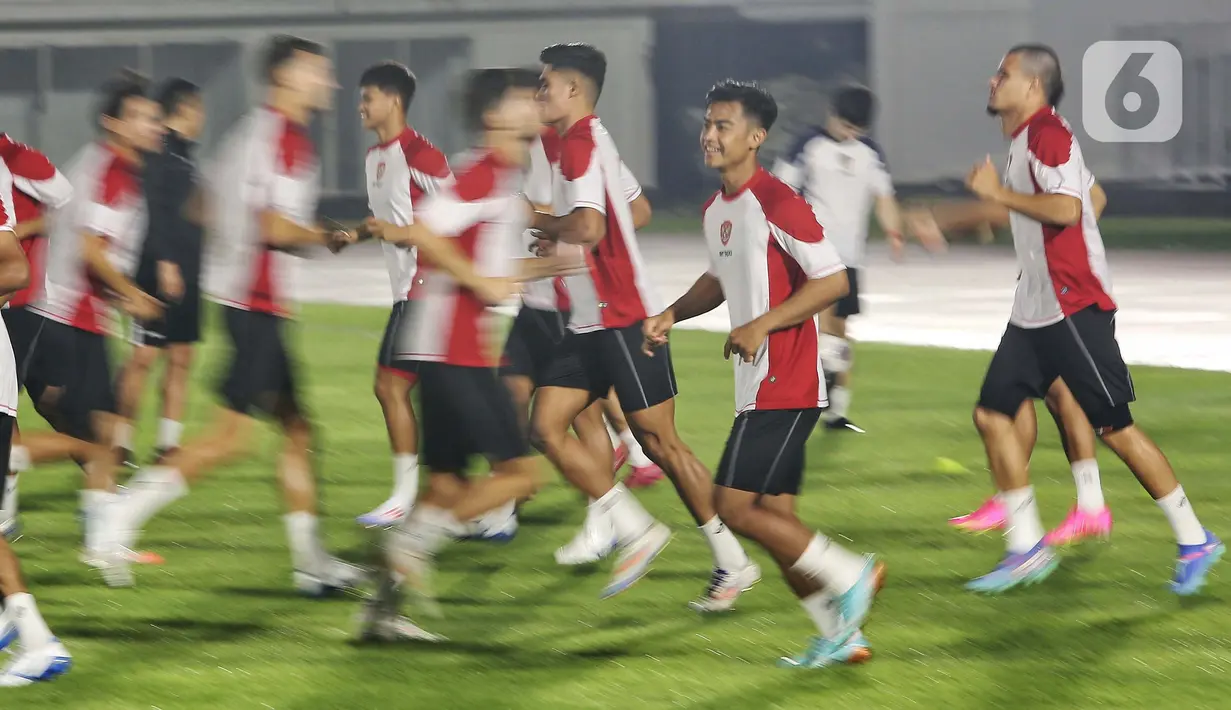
xmin=365 ymin=127 xmax=453 ymax=302
xmin=32 ymin=142 xmax=145 ymax=335
xmin=206 ymin=107 xmax=319 ymax=317
xmin=1006 ymin=108 xmax=1114 ymax=328
xmin=0 ymin=134 xmax=73 ymax=308
xmin=703 ymin=168 xmax=846 ymax=415
xmin=523 ymin=128 xmax=645 ymax=314
xmin=0 ymin=160 xmax=18 ymax=415
xmin=396 ymin=150 xmax=526 ymax=367
xmin=553 ymin=116 xmax=657 ymax=331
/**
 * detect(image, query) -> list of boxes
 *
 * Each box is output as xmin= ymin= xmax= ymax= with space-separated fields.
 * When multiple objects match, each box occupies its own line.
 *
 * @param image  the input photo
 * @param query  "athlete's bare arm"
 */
xmin=12 ymin=217 xmax=45 ymax=241
xmin=367 ymin=217 xmax=517 ymax=306
xmin=967 ymin=157 xmax=1080 ymax=226
xmin=81 ymin=232 xmax=161 ymax=320
xmin=261 ymin=210 xmax=350 ymax=249
xmin=0 ymin=227 xmax=30 ymax=307
xmin=531 ymin=207 xmax=604 ymax=247
xmin=643 ymin=272 xmax=726 ymax=354
xmin=630 ymin=193 xmax=652 ymax=230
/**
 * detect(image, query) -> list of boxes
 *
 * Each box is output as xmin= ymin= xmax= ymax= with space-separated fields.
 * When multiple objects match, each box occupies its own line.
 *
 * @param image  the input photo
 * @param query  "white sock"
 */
xmin=619 ymin=429 xmax=654 ymax=468
xmin=700 ymin=516 xmax=749 ymax=571
xmin=4 ymin=593 xmax=53 ymax=649
xmin=113 ymin=421 xmax=133 ymax=451
xmin=9 ymin=445 xmax=30 ymax=473
xmin=606 ymin=419 xmax=621 ymax=449
xmin=156 ymin=419 xmax=183 ymax=450
xmin=581 ymin=499 xmax=615 ymax=541
xmin=1071 ymin=459 xmax=1104 ymax=511
xmin=81 ymin=489 xmax=118 ymax=554
xmin=116 ymin=466 xmax=188 ymax=549
xmin=800 ymin=590 xmax=842 ymax=639
xmin=827 ymin=381 xmax=846 ymax=420
xmin=1156 ymin=485 xmax=1206 ymax=546
xmin=283 ymin=512 xmax=326 ymax=574
xmin=791 ymin=533 xmax=866 ymax=593
xmin=391 ymin=453 xmax=419 ymax=507
xmin=1001 ymin=486 xmax=1045 ymax=554
xmin=1 ymin=474 xmax=17 ymax=518
xmin=593 ymin=484 xmax=656 ymax=544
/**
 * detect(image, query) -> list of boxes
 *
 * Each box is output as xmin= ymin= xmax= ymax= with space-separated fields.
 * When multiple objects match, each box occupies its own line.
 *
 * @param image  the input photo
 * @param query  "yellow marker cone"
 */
xmin=932 ymin=457 xmax=971 ymax=474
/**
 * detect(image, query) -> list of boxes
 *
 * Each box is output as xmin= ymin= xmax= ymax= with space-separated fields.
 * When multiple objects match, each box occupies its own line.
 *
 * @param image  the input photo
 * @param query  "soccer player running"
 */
xmin=352 ymin=61 xmax=455 ymax=529
xmin=362 ymin=67 xmax=571 ymax=639
xmin=0 ymin=154 xmax=72 ymax=687
xmin=115 ymin=78 xmax=208 ymax=468
xmin=964 ymin=44 xmax=1222 ymax=594
xmin=644 ymin=80 xmax=883 ymax=669
xmin=0 ymin=134 xmax=76 ymax=539
xmin=531 ymin=43 xmax=756 ymax=608
xmin=108 ymin=36 xmax=362 ymax=594
xmin=773 ymin=86 xmax=929 ymax=433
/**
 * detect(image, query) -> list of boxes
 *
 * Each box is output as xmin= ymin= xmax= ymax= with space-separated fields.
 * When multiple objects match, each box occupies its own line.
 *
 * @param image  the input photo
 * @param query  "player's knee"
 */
xmin=712 ymin=489 xmax=753 ymax=533
xmin=819 ymin=334 xmax=852 ymax=375
xmin=973 ymin=405 xmax=1012 ymax=435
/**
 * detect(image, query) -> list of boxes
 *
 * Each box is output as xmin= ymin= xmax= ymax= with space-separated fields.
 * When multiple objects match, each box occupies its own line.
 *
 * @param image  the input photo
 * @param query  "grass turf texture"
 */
xmin=9 ymin=303 xmax=1231 ymax=709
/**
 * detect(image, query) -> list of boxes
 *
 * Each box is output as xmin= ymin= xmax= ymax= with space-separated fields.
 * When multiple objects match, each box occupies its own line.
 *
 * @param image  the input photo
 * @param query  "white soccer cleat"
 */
xmin=688 ymin=563 xmax=762 ymax=613
xmin=358 ymin=609 xmax=447 ymax=643
xmin=84 ymin=546 xmax=134 ymax=588
xmin=295 ymin=557 xmax=368 ymax=598
xmin=0 ymin=516 xmax=18 ymax=542
xmin=600 ymin=522 xmax=673 ymax=599
xmin=554 ymin=510 xmax=617 ymax=566
xmin=356 ymin=497 xmax=412 ymax=529
xmin=0 ymin=614 xmax=15 ymax=653
xmin=0 ymin=640 xmax=72 ymax=687
xmin=462 ymin=505 xmax=519 ymax=543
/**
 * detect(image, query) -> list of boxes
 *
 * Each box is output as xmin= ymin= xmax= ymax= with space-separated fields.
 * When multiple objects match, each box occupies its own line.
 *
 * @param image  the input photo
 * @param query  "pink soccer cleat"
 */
xmin=948 ymin=497 xmax=1006 ymax=533
xmin=625 ymin=464 xmax=665 ymax=489
xmin=612 ymin=444 xmax=629 ymax=474
xmin=1044 ymin=506 xmax=1112 ymax=547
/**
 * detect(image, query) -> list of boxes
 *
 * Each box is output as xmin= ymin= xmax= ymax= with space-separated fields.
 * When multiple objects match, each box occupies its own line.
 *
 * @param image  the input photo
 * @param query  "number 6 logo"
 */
xmin=1082 ymin=40 xmax=1183 ymax=143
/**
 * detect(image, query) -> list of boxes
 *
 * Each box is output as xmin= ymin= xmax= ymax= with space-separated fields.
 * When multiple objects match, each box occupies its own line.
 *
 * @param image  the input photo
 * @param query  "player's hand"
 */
xmin=904 ymin=208 xmax=949 ymax=255
xmin=364 ymin=217 xmax=391 ymax=241
xmin=156 ymin=260 xmax=185 ymax=302
xmin=121 ymin=288 xmax=165 ymax=321
xmin=641 ymin=310 xmax=675 ymax=356
xmin=472 ymin=276 xmax=521 ymax=306
xmin=326 ymin=228 xmax=357 ymax=254
xmin=530 ymin=235 xmax=557 ymax=258
xmin=724 ymin=321 xmax=768 ymax=364
xmin=966 ymin=156 xmax=1003 ymax=201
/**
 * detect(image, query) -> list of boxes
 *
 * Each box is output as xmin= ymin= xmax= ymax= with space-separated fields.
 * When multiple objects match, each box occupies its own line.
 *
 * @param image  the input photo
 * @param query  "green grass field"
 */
xmin=10 ymin=303 xmax=1231 ymax=709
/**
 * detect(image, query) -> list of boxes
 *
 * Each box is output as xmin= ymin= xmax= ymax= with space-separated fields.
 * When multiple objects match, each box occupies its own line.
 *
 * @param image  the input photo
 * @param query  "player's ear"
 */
xmin=750 ymin=125 xmax=767 ymax=149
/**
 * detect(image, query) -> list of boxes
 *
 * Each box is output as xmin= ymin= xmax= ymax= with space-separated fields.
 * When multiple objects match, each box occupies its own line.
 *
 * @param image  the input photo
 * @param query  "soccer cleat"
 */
xmin=370 ymin=614 xmax=447 ymax=643
xmin=600 ymin=522 xmax=672 ymax=599
xmin=356 ymin=498 xmax=411 ymax=529
xmin=1044 ymin=506 xmax=1113 ymax=547
xmin=624 ymin=464 xmax=665 ymax=489
xmin=1171 ymin=531 xmax=1225 ymax=596
xmin=688 ymin=563 xmax=762 ymax=613
xmin=612 ymin=444 xmax=629 ymax=473
xmin=80 ymin=547 xmax=165 ymax=568
xmin=778 ymin=631 xmax=871 ymax=669
xmin=118 ymin=448 xmax=138 ymax=471
xmin=823 ymin=417 xmax=865 ymax=434
xmin=948 ymin=497 xmax=1007 ymax=533
xmin=833 ymin=558 xmax=885 ymax=640
xmin=295 ymin=557 xmax=368 ymax=598
xmin=0 ymin=615 xmax=15 ymax=653
xmin=554 ymin=510 xmax=617 ymax=566
xmin=460 ymin=504 xmax=519 ymax=544
xmin=0 ymin=640 xmax=72 ymax=687
xmin=965 ymin=541 xmax=1059 ymax=594
xmin=0 ymin=516 xmax=19 ymax=542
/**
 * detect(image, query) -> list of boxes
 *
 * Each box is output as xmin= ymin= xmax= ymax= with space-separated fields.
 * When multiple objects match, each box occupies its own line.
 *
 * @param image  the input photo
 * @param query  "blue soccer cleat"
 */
xmin=778 ymin=631 xmax=871 ymax=669
xmin=966 ymin=541 xmax=1059 ymax=594
xmin=1172 ymin=530 xmax=1225 ymax=596
xmin=0 ymin=640 xmax=72 ymax=687
xmin=0 ymin=618 xmax=16 ymax=653
xmin=832 ymin=557 xmax=885 ymax=640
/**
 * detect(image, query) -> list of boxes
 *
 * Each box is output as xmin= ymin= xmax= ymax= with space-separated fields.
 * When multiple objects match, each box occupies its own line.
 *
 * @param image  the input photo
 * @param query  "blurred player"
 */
xmin=25 ymin=73 xmax=165 ymax=564
xmin=362 ymin=67 xmax=570 ymax=638
xmin=0 ymin=133 xmax=75 ymax=539
xmin=532 ymin=43 xmax=755 ymax=606
xmin=351 ymin=61 xmax=455 ymax=529
xmin=773 ymin=85 xmax=936 ymax=433
xmin=644 ymin=80 xmax=883 ymax=667
xmin=115 ymin=78 xmax=208 ymax=468
xmin=963 ymin=44 xmax=1221 ymax=594
xmin=108 ymin=36 xmax=362 ymax=594
xmin=0 ymin=150 xmax=72 ymax=687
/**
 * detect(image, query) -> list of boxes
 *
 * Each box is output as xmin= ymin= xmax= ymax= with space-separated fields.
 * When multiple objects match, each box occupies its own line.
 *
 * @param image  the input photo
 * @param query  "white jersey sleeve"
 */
xmin=767 ymin=196 xmax=846 ymax=280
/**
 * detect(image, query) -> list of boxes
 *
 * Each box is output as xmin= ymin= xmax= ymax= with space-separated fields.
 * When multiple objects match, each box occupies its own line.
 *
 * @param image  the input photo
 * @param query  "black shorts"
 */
xmin=218 ymin=306 xmax=301 ymax=417
xmin=130 ymin=282 xmax=203 ymax=347
xmin=3 ymin=306 xmax=44 ymax=390
xmin=377 ymin=301 xmax=421 ymax=382
xmin=716 ymin=408 xmax=822 ymax=496
xmin=498 ymin=306 xmax=572 ymax=384
xmin=978 ymin=307 xmax=1135 ymax=431
xmin=834 ymin=267 xmax=860 ymax=319
xmin=539 ymin=322 xmax=678 ymax=414
xmin=25 ymin=320 xmax=116 ymax=441
xmin=417 ymin=361 xmax=530 ymax=474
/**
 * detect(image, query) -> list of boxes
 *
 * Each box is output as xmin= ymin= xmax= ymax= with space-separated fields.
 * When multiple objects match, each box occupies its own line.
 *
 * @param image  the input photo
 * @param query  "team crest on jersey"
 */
xmin=376 ymin=161 xmax=386 ymax=181
xmin=720 ymin=220 xmax=733 ymax=245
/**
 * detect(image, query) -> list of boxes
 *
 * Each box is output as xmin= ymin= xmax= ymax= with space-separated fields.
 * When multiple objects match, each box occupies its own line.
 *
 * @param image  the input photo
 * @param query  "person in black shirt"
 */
xmin=115 ymin=78 xmax=206 ymax=465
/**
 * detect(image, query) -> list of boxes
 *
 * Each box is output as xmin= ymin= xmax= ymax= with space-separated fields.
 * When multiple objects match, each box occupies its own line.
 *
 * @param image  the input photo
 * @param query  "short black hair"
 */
xmin=705 ymin=79 xmax=778 ymax=131
xmin=464 ymin=67 xmax=541 ymax=132
xmin=833 ymin=85 xmax=875 ymax=129
xmin=98 ymin=69 xmax=149 ymax=124
xmin=1008 ymin=43 xmax=1065 ymax=107
xmin=263 ymin=34 xmax=325 ymax=84
xmin=359 ymin=61 xmax=418 ymax=112
xmin=156 ymin=77 xmax=200 ymax=117
xmin=539 ymin=43 xmax=607 ymax=101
